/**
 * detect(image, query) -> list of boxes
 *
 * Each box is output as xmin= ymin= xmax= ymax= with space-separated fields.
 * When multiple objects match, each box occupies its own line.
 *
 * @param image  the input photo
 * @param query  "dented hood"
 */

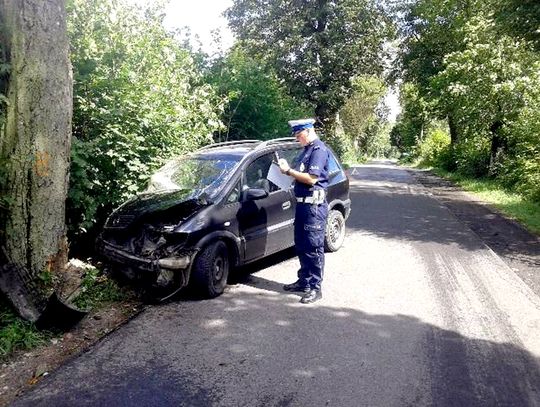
xmin=106 ymin=189 xmax=209 ymax=229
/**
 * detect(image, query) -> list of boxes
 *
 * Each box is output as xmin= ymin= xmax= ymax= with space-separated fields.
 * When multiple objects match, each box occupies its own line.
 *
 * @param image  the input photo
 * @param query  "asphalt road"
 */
xmin=12 ymin=161 xmax=540 ymax=407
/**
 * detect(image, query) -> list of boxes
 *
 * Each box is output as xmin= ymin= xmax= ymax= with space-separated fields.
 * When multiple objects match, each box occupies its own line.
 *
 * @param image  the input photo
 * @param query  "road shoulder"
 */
xmin=409 ymin=168 xmax=540 ymax=297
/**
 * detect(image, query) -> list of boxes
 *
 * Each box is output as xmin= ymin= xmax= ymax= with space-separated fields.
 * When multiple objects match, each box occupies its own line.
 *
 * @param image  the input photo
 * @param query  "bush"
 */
xmin=418 ymin=128 xmax=451 ymax=166
xmin=67 ymin=0 xmax=224 ymax=246
xmin=453 ymin=138 xmax=491 ymax=178
xmin=498 ymin=101 xmax=540 ymax=201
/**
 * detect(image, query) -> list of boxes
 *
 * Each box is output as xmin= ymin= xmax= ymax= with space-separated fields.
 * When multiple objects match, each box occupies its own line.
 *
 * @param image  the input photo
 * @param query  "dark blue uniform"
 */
xmin=293 ymin=138 xmax=329 ymax=291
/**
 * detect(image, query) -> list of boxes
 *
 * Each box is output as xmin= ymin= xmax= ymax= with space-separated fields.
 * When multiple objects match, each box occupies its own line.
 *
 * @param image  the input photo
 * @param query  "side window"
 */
xmin=278 ymin=147 xmax=302 ymax=169
xmin=328 ymin=152 xmax=346 ymax=181
xmin=245 ymin=154 xmax=276 ymax=193
xmin=226 ymin=180 xmax=241 ymax=204
xmin=328 ymin=153 xmax=340 ymax=174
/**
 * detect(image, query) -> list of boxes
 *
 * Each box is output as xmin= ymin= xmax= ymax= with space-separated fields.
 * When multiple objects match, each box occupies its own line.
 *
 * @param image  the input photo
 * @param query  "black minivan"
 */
xmin=97 ymin=138 xmax=351 ymax=300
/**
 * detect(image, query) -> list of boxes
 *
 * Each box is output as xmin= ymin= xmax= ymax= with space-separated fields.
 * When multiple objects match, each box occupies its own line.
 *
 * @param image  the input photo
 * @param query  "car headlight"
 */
xmin=158 ymin=256 xmax=191 ymax=269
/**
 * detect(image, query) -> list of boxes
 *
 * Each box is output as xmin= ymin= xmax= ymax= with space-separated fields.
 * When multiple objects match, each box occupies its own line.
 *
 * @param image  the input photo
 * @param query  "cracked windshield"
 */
xmin=146 ymin=156 xmax=241 ymax=195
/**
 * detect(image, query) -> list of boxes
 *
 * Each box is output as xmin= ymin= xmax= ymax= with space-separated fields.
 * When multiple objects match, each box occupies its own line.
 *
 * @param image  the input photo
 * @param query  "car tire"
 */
xmin=192 ymin=240 xmax=229 ymax=298
xmin=325 ymin=209 xmax=345 ymax=252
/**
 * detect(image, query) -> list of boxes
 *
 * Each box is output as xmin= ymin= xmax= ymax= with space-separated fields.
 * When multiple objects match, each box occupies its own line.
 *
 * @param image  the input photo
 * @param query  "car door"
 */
xmin=237 ymin=153 xmax=295 ymax=263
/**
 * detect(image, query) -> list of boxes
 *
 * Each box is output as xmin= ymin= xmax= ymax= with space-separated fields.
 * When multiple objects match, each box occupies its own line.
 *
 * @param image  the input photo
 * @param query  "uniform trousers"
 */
xmin=294 ymin=201 xmax=328 ymax=291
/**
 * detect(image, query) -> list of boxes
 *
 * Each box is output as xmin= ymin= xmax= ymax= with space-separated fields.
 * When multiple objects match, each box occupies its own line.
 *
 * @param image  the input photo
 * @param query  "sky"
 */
xmin=163 ymin=0 xmax=235 ymax=53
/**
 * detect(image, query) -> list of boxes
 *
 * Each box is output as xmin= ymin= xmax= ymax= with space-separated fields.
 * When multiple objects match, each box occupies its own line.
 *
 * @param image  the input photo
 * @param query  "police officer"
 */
xmin=278 ymin=118 xmax=329 ymax=304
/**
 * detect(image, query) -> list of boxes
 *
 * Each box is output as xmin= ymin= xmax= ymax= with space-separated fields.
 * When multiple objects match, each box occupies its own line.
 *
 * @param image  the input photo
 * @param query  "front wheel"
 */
xmin=325 ymin=210 xmax=345 ymax=252
xmin=192 ymin=241 xmax=229 ymax=298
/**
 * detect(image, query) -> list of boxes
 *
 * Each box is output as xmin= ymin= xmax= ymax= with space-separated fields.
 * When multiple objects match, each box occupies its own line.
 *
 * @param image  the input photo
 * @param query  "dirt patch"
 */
xmin=0 ymin=299 xmax=145 ymax=406
xmin=409 ymin=168 xmax=540 ymax=296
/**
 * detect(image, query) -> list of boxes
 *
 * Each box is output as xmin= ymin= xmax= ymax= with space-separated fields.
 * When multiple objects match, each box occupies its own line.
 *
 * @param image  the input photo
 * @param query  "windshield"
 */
xmin=146 ymin=155 xmax=241 ymax=196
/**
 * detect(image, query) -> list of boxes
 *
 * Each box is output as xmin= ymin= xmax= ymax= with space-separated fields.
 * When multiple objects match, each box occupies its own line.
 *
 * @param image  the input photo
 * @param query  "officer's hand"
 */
xmin=278 ymin=158 xmax=290 ymax=174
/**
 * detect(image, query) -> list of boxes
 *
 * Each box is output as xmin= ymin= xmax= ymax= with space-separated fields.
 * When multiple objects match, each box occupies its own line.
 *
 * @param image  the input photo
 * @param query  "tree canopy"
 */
xmin=207 ymin=46 xmax=311 ymax=141
xmin=393 ymin=0 xmax=540 ymax=200
xmin=226 ymin=0 xmax=392 ymax=127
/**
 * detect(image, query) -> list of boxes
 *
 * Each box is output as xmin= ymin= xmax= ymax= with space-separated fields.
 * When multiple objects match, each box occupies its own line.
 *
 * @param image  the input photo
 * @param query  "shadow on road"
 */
xmin=12 ymin=278 xmax=540 ymax=407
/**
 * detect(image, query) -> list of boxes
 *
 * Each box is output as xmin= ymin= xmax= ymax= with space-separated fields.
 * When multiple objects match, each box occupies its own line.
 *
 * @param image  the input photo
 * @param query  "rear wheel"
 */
xmin=325 ymin=209 xmax=345 ymax=252
xmin=192 ymin=241 xmax=229 ymax=298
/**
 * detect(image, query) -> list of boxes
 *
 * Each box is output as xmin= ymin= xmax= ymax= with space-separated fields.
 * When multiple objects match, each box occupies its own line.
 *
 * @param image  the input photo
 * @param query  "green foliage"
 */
xmin=339 ymin=75 xmax=390 ymax=158
xmin=0 ymin=299 xmax=50 ymax=358
xmin=394 ymin=0 xmax=540 ymax=208
xmin=365 ymin=123 xmax=395 ymax=159
xmin=67 ymin=0 xmax=224 ymax=238
xmin=72 ymin=268 xmax=127 ymax=310
xmin=226 ymin=0 xmax=393 ymax=126
xmin=390 ymin=83 xmax=432 ymax=152
xmin=397 ymin=0 xmax=479 ymax=93
xmin=208 ymin=46 xmax=311 ymax=141
xmin=492 ymin=0 xmax=540 ymax=49
xmin=434 ymin=17 xmax=538 ymax=140
xmin=418 ymin=128 xmax=451 ymax=166
xmin=498 ymin=84 xmax=540 ymax=202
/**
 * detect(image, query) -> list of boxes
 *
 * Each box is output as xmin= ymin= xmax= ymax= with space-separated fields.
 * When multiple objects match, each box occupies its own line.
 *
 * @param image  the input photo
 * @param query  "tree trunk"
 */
xmin=315 ymin=103 xmax=344 ymax=156
xmin=448 ymin=114 xmax=459 ymax=145
xmin=0 ymin=0 xmax=72 ymax=321
xmin=489 ymin=120 xmax=505 ymax=176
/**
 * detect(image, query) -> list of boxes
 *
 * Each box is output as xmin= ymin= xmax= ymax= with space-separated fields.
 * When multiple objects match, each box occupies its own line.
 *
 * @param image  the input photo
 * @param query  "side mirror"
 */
xmin=244 ymin=187 xmax=269 ymax=201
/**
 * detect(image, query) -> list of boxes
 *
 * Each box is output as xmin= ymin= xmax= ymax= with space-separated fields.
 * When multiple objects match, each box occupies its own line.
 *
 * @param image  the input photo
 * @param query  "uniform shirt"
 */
xmin=293 ymin=138 xmax=330 ymax=198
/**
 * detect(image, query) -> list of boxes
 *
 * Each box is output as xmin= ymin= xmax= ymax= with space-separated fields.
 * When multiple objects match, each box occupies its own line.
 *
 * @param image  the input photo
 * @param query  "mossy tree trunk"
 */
xmin=0 ymin=0 xmax=72 ymax=321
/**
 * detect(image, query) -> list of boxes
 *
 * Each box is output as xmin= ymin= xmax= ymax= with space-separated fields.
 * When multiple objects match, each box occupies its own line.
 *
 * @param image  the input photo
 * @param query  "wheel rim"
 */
xmin=213 ymin=257 xmax=224 ymax=281
xmin=329 ymin=216 xmax=344 ymax=245
xmin=212 ymin=246 xmax=228 ymax=284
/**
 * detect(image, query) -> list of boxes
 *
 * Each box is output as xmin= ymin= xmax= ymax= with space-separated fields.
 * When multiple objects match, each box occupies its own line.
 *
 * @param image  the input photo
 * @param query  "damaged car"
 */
xmin=97 ymin=138 xmax=351 ymax=301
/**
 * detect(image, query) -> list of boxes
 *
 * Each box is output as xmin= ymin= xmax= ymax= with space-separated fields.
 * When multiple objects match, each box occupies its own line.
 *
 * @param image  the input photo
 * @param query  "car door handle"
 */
xmin=282 ymin=201 xmax=291 ymax=210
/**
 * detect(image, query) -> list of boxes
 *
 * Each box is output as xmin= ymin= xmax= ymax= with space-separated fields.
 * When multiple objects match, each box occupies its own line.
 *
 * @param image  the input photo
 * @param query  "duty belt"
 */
xmin=296 ymin=190 xmax=325 ymax=204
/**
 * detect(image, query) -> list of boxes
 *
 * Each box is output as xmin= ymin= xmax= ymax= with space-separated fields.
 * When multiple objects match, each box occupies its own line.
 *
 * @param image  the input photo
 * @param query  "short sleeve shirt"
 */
xmin=293 ymin=138 xmax=330 ymax=197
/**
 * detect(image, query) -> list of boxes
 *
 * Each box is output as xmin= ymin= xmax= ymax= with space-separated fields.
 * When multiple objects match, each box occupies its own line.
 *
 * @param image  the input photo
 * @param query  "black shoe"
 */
xmin=283 ymin=281 xmax=310 ymax=293
xmin=300 ymin=290 xmax=322 ymax=304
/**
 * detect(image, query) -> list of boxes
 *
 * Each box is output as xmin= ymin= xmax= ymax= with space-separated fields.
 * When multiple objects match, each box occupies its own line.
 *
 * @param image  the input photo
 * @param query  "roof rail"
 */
xmin=254 ymin=137 xmax=296 ymax=151
xmin=195 ymin=139 xmax=261 ymax=152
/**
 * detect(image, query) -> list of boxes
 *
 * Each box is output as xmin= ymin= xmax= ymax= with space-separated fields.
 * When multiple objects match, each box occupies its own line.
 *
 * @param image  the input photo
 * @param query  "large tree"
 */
xmin=396 ymin=0 xmax=483 ymax=144
xmin=339 ymin=75 xmax=387 ymax=155
xmin=226 ymin=0 xmax=391 ymax=133
xmin=433 ymin=16 xmax=539 ymax=173
xmin=0 ymin=0 xmax=72 ymax=320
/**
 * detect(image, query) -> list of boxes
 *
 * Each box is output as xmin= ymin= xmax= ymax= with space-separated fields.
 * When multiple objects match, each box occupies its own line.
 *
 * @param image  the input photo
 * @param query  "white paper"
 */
xmin=267 ymin=162 xmax=294 ymax=190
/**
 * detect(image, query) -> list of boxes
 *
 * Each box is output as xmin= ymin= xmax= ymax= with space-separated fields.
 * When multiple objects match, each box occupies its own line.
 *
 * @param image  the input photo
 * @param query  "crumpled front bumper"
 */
xmin=96 ymin=238 xmax=196 ymax=287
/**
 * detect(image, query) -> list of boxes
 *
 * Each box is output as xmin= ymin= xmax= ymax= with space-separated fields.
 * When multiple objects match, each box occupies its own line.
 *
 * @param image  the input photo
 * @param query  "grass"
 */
xmin=72 ymin=267 xmax=128 ymax=310
xmin=0 ymin=300 xmax=51 ymax=359
xmin=430 ymin=167 xmax=540 ymax=235
xmin=0 ymin=266 xmax=128 ymax=360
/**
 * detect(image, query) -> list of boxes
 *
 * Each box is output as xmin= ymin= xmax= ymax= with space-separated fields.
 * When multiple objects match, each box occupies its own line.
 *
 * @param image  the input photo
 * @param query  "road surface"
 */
xmin=12 ymin=161 xmax=540 ymax=407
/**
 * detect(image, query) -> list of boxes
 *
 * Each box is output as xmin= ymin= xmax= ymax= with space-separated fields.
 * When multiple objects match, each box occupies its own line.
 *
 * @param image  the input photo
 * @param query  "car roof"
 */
xmin=193 ymin=138 xmax=300 ymax=159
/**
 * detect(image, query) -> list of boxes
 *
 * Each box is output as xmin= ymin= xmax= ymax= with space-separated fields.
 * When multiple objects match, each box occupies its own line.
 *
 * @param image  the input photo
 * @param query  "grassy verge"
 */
xmin=0 ymin=266 xmax=128 ymax=360
xmin=0 ymin=300 xmax=51 ymax=360
xmin=430 ymin=167 xmax=540 ymax=235
xmin=72 ymin=267 xmax=128 ymax=310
